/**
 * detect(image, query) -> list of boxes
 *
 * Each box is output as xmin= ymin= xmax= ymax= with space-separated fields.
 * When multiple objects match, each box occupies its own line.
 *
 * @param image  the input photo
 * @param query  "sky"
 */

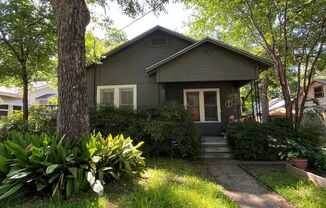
xmin=89 ymin=2 xmax=193 ymax=39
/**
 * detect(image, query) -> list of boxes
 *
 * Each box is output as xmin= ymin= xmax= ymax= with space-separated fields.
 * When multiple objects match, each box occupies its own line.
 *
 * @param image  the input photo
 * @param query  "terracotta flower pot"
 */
xmin=293 ymin=159 xmax=308 ymax=170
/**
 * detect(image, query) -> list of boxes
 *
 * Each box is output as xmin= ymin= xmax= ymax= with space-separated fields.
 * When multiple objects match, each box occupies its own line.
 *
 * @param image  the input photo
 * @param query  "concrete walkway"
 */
xmin=205 ymin=159 xmax=293 ymax=208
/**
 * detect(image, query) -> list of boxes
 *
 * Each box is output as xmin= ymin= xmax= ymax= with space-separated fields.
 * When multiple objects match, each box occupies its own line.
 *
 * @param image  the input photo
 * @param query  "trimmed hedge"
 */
xmin=90 ymin=102 xmax=202 ymax=159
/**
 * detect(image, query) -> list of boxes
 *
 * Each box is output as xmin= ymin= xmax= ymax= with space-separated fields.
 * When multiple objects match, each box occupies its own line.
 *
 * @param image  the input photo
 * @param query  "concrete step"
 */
xmin=202 ymin=141 xmax=228 ymax=146
xmin=202 ymin=136 xmax=226 ymax=143
xmin=202 ymin=152 xmax=232 ymax=159
xmin=204 ymin=146 xmax=230 ymax=153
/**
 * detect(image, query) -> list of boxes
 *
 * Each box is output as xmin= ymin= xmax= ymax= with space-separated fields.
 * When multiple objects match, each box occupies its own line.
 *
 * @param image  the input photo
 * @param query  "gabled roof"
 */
xmin=312 ymin=79 xmax=326 ymax=85
xmin=35 ymin=93 xmax=56 ymax=99
xmin=0 ymin=91 xmax=22 ymax=99
xmin=145 ymin=37 xmax=273 ymax=74
xmin=100 ymin=25 xmax=196 ymax=61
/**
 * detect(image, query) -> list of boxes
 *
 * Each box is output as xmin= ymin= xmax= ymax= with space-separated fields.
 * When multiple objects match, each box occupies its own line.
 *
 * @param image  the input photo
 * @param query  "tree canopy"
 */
xmin=50 ymin=0 xmax=168 ymax=139
xmin=0 ymin=0 xmax=57 ymax=119
xmin=186 ymin=0 xmax=326 ymax=126
xmin=85 ymin=28 xmax=127 ymax=65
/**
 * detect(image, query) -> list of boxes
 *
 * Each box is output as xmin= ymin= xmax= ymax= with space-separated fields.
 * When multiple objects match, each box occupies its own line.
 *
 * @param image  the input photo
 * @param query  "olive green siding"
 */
xmin=156 ymin=42 xmax=259 ymax=83
xmin=86 ymin=30 xmax=193 ymax=107
xmin=165 ymin=82 xmax=240 ymax=136
xmin=85 ymin=27 xmax=264 ymax=136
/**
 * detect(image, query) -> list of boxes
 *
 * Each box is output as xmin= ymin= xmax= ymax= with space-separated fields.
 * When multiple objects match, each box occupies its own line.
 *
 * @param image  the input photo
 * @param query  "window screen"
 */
xmin=100 ymin=89 xmax=114 ymax=106
xmin=0 ymin=105 xmax=8 ymax=110
xmin=119 ymin=88 xmax=133 ymax=109
xmin=13 ymin=105 xmax=22 ymax=111
xmin=314 ymin=86 xmax=324 ymax=98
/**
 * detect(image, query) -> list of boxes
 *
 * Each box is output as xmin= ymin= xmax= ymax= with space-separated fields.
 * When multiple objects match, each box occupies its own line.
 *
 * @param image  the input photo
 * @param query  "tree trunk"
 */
xmin=259 ymin=75 xmax=269 ymax=122
xmin=275 ymin=58 xmax=293 ymax=119
xmin=52 ymin=0 xmax=90 ymax=139
xmin=21 ymin=63 xmax=28 ymax=121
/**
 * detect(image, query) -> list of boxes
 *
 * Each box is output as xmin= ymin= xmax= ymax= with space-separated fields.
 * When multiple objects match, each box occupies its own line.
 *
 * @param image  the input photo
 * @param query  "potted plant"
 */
xmin=279 ymin=139 xmax=308 ymax=170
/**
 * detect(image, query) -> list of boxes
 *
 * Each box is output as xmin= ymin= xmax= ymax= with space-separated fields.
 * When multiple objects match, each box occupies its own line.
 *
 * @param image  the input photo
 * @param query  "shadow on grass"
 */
xmin=1 ymin=158 xmax=238 ymax=208
xmin=258 ymin=171 xmax=326 ymax=208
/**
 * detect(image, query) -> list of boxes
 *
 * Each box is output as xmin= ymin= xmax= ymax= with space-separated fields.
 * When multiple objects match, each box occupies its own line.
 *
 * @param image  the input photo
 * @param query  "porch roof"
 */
xmin=145 ymin=37 xmax=273 ymax=75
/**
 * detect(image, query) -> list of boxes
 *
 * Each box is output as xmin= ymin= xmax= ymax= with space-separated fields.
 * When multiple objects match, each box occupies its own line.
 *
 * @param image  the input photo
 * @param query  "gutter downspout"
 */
xmin=93 ymin=65 xmax=97 ymax=106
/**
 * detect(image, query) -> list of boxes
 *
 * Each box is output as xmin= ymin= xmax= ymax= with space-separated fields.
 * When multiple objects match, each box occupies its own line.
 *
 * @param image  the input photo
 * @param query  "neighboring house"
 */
xmin=0 ymin=84 xmax=57 ymax=116
xmin=303 ymin=79 xmax=326 ymax=110
xmin=269 ymin=79 xmax=326 ymax=117
xmin=269 ymin=98 xmax=286 ymax=117
xmin=86 ymin=25 xmax=272 ymax=136
xmin=29 ymin=85 xmax=58 ymax=106
xmin=0 ymin=90 xmax=22 ymax=116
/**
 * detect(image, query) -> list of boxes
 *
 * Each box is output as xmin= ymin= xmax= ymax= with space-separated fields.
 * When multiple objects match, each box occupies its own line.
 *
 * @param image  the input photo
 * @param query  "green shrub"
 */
xmin=0 ymin=106 xmax=57 ymax=141
xmin=300 ymin=111 xmax=326 ymax=148
xmin=316 ymin=151 xmax=326 ymax=171
xmin=228 ymin=121 xmax=281 ymax=160
xmin=90 ymin=102 xmax=201 ymax=159
xmin=0 ymin=132 xmax=145 ymax=201
xmin=229 ymin=117 xmax=324 ymax=161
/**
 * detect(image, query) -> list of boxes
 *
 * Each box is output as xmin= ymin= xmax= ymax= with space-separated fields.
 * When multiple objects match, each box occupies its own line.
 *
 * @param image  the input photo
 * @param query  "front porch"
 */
xmin=159 ymin=81 xmax=256 ymax=136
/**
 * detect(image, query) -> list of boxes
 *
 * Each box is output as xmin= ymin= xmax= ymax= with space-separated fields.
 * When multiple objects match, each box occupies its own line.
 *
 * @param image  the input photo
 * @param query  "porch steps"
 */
xmin=201 ymin=136 xmax=232 ymax=159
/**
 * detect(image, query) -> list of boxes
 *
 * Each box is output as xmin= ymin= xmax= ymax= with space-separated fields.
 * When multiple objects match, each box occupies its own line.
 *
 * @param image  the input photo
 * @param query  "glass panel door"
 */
xmin=186 ymin=92 xmax=200 ymax=121
xmin=204 ymin=91 xmax=218 ymax=121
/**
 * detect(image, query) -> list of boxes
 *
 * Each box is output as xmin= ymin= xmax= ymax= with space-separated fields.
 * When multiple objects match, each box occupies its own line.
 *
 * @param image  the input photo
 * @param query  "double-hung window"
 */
xmin=314 ymin=86 xmax=324 ymax=98
xmin=0 ymin=104 xmax=9 ymax=116
xmin=97 ymin=85 xmax=137 ymax=110
xmin=183 ymin=89 xmax=221 ymax=122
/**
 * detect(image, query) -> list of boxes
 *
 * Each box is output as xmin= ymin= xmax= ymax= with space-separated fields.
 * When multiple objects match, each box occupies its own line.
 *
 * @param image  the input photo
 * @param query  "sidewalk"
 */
xmin=205 ymin=159 xmax=293 ymax=208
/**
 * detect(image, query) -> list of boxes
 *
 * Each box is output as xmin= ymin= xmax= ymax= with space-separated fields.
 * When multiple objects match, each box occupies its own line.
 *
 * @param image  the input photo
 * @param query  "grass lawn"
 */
xmin=1 ymin=158 xmax=238 ymax=208
xmin=258 ymin=171 xmax=326 ymax=208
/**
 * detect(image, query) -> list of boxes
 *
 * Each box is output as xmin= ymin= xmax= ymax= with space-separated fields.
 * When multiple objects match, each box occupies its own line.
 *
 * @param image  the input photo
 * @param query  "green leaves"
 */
xmin=90 ymin=180 xmax=104 ymax=196
xmin=86 ymin=171 xmax=96 ymax=185
xmin=89 ymin=102 xmax=202 ymax=159
xmin=0 ymin=183 xmax=23 ymax=200
xmin=0 ymin=0 xmax=57 ymax=96
xmin=46 ymin=164 xmax=60 ymax=174
xmin=0 ymin=132 xmax=145 ymax=201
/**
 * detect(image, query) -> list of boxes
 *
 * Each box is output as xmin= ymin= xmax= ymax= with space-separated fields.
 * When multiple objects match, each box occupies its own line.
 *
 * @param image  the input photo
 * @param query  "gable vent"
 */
xmin=151 ymin=37 xmax=169 ymax=47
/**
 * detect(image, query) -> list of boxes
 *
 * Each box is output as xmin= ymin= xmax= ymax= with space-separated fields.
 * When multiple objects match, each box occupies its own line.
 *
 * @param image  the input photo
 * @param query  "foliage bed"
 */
xmin=229 ymin=117 xmax=325 ymax=171
xmin=0 ymin=106 xmax=57 ymax=141
xmin=1 ymin=158 xmax=238 ymax=208
xmin=258 ymin=171 xmax=326 ymax=208
xmin=0 ymin=132 xmax=145 ymax=201
xmin=1 ymin=102 xmax=201 ymax=159
xmin=90 ymin=102 xmax=202 ymax=159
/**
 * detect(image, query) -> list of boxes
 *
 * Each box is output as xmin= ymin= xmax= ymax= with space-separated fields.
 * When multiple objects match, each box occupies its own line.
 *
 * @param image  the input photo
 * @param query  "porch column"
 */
xmin=250 ymin=80 xmax=262 ymax=121
xmin=158 ymin=83 xmax=166 ymax=105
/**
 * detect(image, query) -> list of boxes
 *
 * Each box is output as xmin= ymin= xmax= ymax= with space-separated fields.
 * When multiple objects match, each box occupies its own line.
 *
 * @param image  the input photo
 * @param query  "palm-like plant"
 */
xmin=0 ymin=132 xmax=145 ymax=200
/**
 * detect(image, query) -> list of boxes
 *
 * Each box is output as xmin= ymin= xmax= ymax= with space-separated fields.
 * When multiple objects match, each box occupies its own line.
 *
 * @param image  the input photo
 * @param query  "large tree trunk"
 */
xmin=51 ymin=0 xmax=90 ymax=139
xmin=259 ymin=75 xmax=269 ymax=122
xmin=21 ymin=63 xmax=28 ymax=121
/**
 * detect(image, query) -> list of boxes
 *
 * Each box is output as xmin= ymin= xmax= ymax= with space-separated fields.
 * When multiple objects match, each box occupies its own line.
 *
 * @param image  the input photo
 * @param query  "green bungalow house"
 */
xmin=86 ymin=25 xmax=272 ymax=158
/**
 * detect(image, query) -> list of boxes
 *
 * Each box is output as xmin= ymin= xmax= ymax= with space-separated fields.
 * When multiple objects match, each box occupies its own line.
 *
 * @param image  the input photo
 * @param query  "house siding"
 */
xmin=165 ymin=81 xmax=240 ymax=136
xmin=156 ymin=42 xmax=259 ymax=82
xmin=299 ymin=82 xmax=326 ymax=109
xmin=86 ymin=30 xmax=193 ymax=107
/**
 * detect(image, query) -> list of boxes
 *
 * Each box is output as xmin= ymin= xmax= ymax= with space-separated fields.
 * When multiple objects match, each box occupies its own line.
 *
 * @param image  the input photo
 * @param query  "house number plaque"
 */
xmin=225 ymin=100 xmax=233 ymax=108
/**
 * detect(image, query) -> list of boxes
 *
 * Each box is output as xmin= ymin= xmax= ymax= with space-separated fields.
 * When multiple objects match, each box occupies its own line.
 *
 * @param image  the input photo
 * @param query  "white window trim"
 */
xmin=97 ymin=84 xmax=137 ymax=110
xmin=183 ymin=88 xmax=221 ymax=123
